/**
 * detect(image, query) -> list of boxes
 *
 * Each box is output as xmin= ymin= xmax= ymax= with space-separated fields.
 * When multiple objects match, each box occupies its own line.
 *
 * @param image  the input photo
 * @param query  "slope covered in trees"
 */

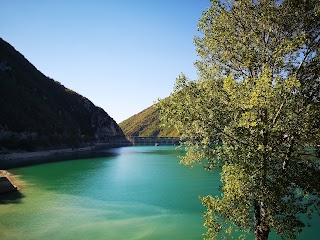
xmin=0 ymin=38 xmax=124 ymax=151
xmin=119 ymin=103 xmax=178 ymax=137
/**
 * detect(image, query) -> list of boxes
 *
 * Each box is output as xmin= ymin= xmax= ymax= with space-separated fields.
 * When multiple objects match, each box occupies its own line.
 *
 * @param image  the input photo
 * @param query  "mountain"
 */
xmin=119 ymin=104 xmax=178 ymax=137
xmin=0 ymin=38 xmax=125 ymax=151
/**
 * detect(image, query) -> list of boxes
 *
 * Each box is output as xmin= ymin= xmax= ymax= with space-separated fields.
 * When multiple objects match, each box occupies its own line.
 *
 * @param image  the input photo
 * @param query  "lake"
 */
xmin=0 ymin=146 xmax=319 ymax=239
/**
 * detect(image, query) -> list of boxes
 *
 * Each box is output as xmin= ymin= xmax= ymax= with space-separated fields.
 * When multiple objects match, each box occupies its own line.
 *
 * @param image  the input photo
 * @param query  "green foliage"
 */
xmin=159 ymin=1 xmax=320 ymax=239
xmin=119 ymin=103 xmax=178 ymax=137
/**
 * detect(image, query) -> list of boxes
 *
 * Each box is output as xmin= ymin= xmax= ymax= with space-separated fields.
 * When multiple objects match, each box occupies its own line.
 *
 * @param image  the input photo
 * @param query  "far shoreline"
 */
xmin=0 ymin=143 xmax=132 ymax=170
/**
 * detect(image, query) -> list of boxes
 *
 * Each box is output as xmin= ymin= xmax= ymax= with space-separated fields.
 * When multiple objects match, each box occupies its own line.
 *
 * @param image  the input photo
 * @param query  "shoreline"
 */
xmin=0 ymin=170 xmax=19 ymax=192
xmin=0 ymin=143 xmax=132 ymax=170
xmin=1 ymin=146 xmax=95 ymax=161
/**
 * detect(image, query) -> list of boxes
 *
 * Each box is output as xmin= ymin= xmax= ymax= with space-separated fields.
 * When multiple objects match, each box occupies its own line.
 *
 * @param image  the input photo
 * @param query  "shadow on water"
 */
xmin=0 ymin=191 xmax=24 ymax=204
xmin=7 ymin=148 xmax=123 ymax=194
xmin=1 ymin=148 xmax=120 ymax=170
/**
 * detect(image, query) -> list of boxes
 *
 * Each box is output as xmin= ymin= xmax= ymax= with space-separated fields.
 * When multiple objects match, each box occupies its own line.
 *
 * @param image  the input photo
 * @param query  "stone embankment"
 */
xmin=1 ymin=146 xmax=96 ymax=161
xmin=0 ymin=139 xmax=132 ymax=169
xmin=0 ymin=146 xmax=106 ymax=169
xmin=0 ymin=137 xmax=179 ymax=169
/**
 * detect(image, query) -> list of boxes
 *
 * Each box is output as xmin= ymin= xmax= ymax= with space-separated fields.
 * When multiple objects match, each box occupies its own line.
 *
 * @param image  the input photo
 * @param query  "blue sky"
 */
xmin=1 ymin=0 xmax=211 ymax=123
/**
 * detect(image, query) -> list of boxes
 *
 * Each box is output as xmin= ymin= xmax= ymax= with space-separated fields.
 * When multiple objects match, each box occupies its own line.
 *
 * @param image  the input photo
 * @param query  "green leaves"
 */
xmin=159 ymin=0 xmax=320 ymax=239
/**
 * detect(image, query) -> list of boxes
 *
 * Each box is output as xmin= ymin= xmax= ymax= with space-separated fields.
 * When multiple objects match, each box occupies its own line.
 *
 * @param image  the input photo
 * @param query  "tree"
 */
xmin=159 ymin=1 xmax=320 ymax=239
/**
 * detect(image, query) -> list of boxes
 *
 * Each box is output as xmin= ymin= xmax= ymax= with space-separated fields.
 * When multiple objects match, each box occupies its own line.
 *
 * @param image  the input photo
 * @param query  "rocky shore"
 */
xmin=0 ymin=134 xmax=134 ymax=168
xmin=1 ymin=146 xmax=95 ymax=161
xmin=0 ymin=141 xmax=133 ymax=169
xmin=0 ymin=170 xmax=18 ymax=194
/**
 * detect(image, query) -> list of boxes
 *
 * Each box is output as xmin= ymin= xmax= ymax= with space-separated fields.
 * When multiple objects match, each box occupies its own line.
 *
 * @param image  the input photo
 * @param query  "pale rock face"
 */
xmin=91 ymin=107 xmax=124 ymax=141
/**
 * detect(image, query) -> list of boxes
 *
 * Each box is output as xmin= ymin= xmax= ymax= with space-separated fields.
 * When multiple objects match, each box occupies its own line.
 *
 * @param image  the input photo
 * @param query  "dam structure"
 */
xmin=126 ymin=136 xmax=180 ymax=146
xmin=94 ymin=136 xmax=180 ymax=147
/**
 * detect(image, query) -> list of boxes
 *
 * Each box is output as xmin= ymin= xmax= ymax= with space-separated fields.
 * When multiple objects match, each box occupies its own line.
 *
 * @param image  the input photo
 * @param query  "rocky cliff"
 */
xmin=0 ymin=38 xmax=125 ymax=151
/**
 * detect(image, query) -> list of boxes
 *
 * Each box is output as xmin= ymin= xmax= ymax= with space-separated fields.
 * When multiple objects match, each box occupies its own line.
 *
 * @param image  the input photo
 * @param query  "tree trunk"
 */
xmin=254 ymin=201 xmax=270 ymax=240
xmin=255 ymin=224 xmax=270 ymax=240
xmin=255 ymin=109 xmax=270 ymax=239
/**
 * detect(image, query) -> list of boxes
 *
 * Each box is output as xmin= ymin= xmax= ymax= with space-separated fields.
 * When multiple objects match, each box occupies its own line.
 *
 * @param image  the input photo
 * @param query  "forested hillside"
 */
xmin=119 ymin=104 xmax=178 ymax=137
xmin=0 ymin=38 xmax=124 ymax=151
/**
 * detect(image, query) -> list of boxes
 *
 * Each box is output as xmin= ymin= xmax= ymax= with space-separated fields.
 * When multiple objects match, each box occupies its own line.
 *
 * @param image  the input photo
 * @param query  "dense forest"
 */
xmin=0 ymin=38 xmax=124 ymax=151
xmin=119 ymin=103 xmax=178 ymax=137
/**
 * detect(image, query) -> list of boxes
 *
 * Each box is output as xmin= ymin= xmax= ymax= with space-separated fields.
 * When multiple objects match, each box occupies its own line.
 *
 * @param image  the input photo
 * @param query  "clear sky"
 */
xmin=1 ymin=0 xmax=211 ymax=123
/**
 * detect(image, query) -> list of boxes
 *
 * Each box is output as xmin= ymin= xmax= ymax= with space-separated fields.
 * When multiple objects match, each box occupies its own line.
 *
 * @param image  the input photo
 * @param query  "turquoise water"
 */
xmin=0 ymin=146 xmax=319 ymax=239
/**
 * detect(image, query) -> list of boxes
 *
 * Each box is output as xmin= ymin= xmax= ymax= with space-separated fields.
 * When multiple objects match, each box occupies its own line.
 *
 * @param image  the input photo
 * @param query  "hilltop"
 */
xmin=0 ymin=38 xmax=124 ymax=151
xmin=119 ymin=103 xmax=178 ymax=137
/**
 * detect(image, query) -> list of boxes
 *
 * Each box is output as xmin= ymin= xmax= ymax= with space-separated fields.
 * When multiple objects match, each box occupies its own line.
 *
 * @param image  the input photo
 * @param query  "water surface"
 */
xmin=0 ymin=146 xmax=319 ymax=239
